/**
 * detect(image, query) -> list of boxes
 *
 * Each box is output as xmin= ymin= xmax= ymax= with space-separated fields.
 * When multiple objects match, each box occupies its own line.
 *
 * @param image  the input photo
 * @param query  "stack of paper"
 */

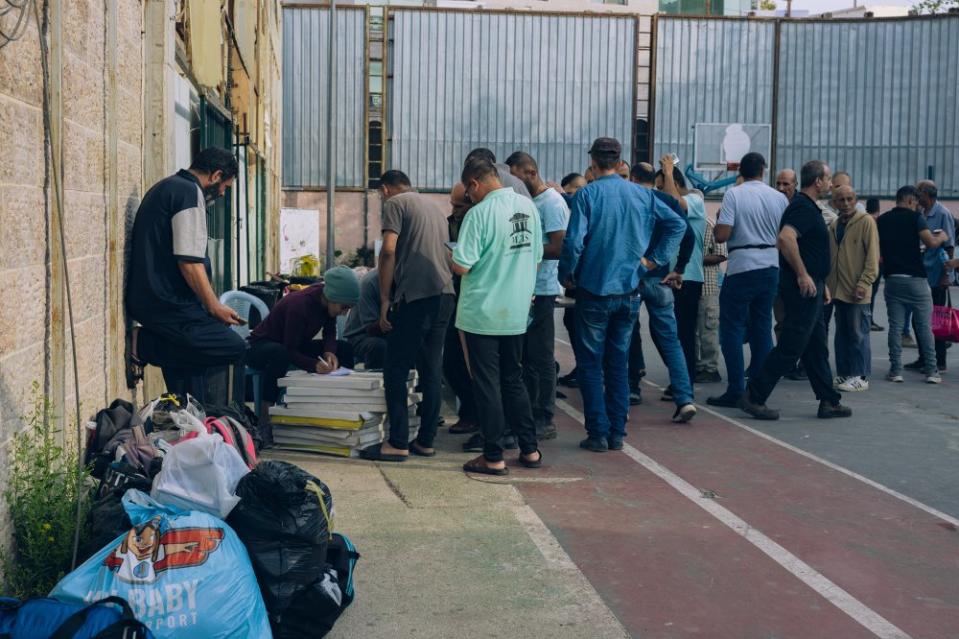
xmin=269 ymin=369 xmax=420 ymax=457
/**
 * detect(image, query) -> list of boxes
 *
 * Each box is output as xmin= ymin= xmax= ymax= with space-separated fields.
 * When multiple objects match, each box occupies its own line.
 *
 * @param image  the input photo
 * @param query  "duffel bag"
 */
xmin=0 ymin=595 xmax=153 ymax=639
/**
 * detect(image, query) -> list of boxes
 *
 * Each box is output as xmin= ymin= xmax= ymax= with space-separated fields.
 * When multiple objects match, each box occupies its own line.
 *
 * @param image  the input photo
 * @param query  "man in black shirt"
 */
xmin=126 ymin=147 xmax=246 ymax=402
xmin=739 ymin=160 xmax=851 ymax=420
xmin=877 ymin=185 xmax=947 ymax=383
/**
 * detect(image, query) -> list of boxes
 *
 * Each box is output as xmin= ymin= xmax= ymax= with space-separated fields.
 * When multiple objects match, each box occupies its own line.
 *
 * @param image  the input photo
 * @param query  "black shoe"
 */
xmin=629 ymin=391 xmax=642 ymax=406
xmin=870 ymin=322 xmax=885 ymax=332
xmin=817 ymin=401 xmax=852 ymax=419
xmin=904 ymin=359 xmax=923 ymax=371
xmin=784 ymin=364 xmax=807 ymax=381
xmin=706 ymin=393 xmax=740 ymax=408
xmin=737 ymin=394 xmax=780 ymax=420
xmin=462 ymin=433 xmax=485 ymax=453
xmin=660 ymin=386 xmax=674 ymax=402
xmin=502 ymin=435 xmax=518 ymax=450
xmin=607 ymin=437 xmax=624 ymax=451
xmin=558 ymin=372 xmax=579 ymax=388
xmin=555 ymin=390 xmax=567 ymax=399
xmin=579 ymin=437 xmax=608 ymax=452
xmin=695 ymin=370 xmax=722 ymax=384
xmin=536 ymin=424 xmax=558 ymax=440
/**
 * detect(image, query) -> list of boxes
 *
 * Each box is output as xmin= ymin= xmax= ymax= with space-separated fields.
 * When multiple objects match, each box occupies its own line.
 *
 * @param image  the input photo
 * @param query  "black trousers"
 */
xmin=523 ymin=296 xmax=556 ymax=429
xmin=673 ymin=281 xmax=703 ymax=389
xmin=563 ymin=304 xmax=578 ymax=374
xmin=247 ymin=339 xmax=328 ymax=402
xmin=748 ymin=281 xmax=841 ymax=406
xmin=464 ymin=331 xmax=538 ymax=462
xmin=135 ymin=304 xmax=247 ymax=404
xmin=443 ymin=309 xmax=477 ymax=422
xmin=628 ymin=315 xmax=646 ymax=389
xmin=348 ymin=335 xmax=387 ymax=370
xmin=384 ymin=294 xmax=454 ymax=450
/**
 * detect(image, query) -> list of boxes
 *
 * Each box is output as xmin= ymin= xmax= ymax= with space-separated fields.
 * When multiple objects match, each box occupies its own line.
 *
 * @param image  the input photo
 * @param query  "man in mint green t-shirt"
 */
xmin=452 ymin=158 xmax=543 ymax=476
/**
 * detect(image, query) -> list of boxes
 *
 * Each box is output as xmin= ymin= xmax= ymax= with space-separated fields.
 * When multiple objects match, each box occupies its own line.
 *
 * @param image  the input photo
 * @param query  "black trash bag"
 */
xmin=77 ymin=486 xmax=135 ymax=564
xmin=228 ymin=461 xmax=334 ymax=614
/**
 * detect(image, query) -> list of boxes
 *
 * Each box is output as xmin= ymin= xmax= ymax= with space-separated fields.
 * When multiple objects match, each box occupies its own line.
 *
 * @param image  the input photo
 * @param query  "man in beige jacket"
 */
xmin=827 ymin=185 xmax=880 ymax=392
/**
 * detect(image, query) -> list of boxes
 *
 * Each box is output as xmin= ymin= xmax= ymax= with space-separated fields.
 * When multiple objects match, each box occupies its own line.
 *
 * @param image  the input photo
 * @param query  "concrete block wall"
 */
xmin=0 ymin=1 xmax=144 ymax=541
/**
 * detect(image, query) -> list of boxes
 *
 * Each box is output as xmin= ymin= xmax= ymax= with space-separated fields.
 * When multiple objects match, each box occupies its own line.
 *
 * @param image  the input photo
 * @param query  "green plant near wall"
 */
xmin=1 ymin=382 xmax=89 ymax=598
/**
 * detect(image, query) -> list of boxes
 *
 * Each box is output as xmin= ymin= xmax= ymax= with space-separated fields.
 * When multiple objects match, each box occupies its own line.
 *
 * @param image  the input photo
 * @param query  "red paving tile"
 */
xmin=534 ymin=346 xmax=959 ymax=637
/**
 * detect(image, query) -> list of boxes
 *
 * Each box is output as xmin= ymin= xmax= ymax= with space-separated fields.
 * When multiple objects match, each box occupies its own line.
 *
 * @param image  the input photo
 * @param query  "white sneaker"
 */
xmin=833 ymin=376 xmax=846 ymax=387
xmin=672 ymin=403 xmax=697 ymax=423
xmin=886 ymin=372 xmax=904 ymax=383
xmin=926 ymin=373 xmax=943 ymax=384
xmin=837 ymin=376 xmax=869 ymax=392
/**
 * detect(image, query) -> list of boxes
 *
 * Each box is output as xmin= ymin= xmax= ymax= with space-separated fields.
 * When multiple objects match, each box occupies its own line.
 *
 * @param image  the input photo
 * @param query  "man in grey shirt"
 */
xmin=360 ymin=170 xmax=455 ymax=463
xmin=465 ymin=147 xmax=532 ymax=199
xmin=341 ymin=269 xmax=386 ymax=369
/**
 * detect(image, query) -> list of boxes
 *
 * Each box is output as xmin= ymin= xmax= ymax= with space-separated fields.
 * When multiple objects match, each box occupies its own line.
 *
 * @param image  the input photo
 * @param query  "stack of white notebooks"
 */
xmin=268 ymin=369 xmax=420 ymax=457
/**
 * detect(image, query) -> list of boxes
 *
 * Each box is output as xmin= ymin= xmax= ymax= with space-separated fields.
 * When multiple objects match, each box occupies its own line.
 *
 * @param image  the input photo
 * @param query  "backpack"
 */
xmin=271 ymin=533 xmax=360 ymax=639
xmin=174 ymin=416 xmax=257 ymax=470
xmin=202 ymin=402 xmax=263 ymax=453
xmin=0 ymin=596 xmax=153 ymax=639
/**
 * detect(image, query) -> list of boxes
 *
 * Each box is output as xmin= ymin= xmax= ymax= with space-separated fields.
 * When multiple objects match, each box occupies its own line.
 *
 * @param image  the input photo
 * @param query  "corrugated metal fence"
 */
xmin=654 ymin=18 xmax=776 ymax=169
xmin=282 ymin=7 xmax=366 ymax=189
xmin=776 ymin=18 xmax=959 ymax=197
xmin=387 ymin=9 xmax=637 ymax=189
xmin=654 ymin=15 xmax=959 ymax=197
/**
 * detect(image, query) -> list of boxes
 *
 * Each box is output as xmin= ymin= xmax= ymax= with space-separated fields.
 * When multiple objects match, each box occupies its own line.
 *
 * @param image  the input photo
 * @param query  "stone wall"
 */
xmin=0 ymin=0 xmax=144 ymax=538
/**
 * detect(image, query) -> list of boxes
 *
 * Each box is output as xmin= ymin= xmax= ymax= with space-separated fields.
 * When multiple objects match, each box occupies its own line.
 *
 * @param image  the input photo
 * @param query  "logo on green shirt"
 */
xmin=509 ymin=212 xmax=532 ymax=249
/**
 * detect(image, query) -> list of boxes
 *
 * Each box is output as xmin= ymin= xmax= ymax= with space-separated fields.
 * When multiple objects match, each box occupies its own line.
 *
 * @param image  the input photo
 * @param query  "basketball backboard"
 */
xmin=693 ymin=123 xmax=772 ymax=172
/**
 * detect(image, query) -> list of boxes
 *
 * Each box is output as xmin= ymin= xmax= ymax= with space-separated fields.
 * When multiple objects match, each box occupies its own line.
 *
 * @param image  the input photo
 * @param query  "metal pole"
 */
xmin=325 ymin=0 xmax=337 ymax=271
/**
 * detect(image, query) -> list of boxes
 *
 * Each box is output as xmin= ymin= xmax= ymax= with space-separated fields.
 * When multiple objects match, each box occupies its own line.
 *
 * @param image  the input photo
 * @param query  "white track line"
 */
xmin=555 ymin=398 xmax=912 ymax=639
xmin=642 ymin=379 xmax=959 ymax=529
xmin=554 ymin=334 xmax=959 ymax=528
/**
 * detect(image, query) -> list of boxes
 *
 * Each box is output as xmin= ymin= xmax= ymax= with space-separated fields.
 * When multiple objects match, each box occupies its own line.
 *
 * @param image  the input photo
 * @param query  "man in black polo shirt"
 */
xmin=126 ymin=147 xmax=246 ymax=402
xmin=739 ymin=160 xmax=851 ymax=420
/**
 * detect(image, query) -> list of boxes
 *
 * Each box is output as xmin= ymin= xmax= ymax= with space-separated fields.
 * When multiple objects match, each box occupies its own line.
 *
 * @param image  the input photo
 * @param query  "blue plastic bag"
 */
xmin=50 ymin=490 xmax=272 ymax=639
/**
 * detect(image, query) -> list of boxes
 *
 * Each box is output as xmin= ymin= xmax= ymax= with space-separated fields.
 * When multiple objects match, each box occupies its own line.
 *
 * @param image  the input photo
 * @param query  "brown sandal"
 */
xmin=463 ymin=455 xmax=508 ymax=476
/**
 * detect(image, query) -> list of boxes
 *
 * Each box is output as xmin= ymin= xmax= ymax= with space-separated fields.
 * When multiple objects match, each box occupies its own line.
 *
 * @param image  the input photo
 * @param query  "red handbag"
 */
xmin=932 ymin=292 xmax=959 ymax=342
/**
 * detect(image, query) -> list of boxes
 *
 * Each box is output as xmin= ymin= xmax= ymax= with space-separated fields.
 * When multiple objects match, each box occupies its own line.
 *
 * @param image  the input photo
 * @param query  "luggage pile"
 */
xmin=268 ymin=369 xmax=421 ymax=456
xmin=4 ymin=394 xmax=359 ymax=639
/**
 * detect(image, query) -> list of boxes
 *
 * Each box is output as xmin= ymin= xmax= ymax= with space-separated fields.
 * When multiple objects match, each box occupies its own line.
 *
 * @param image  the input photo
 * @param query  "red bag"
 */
xmin=932 ymin=304 xmax=959 ymax=342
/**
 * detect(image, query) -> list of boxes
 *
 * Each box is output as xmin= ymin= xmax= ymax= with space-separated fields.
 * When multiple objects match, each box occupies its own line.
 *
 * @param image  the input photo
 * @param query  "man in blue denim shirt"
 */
xmin=559 ymin=138 xmax=686 ymax=452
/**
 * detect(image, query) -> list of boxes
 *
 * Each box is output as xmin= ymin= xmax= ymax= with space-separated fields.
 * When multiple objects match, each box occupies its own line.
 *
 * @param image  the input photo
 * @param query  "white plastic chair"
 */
xmin=219 ymin=290 xmax=271 ymax=413
xmin=219 ymin=290 xmax=270 ymax=340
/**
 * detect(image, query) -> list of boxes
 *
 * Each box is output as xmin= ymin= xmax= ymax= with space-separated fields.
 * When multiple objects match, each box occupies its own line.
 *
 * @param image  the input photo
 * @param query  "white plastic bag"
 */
xmin=151 ymin=433 xmax=250 ymax=518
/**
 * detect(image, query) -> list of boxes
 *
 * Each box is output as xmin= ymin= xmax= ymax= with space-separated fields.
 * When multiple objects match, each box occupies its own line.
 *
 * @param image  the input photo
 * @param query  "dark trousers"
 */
xmin=748 ymin=281 xmax=841 ymax=406
xmin=524 ymin=296 xmax=557 ymax=430
xmin=628 ymin=316 xmax=646 ymax=389
xmin=464 ymin=331 xmax=538 ymax=462
xmin=135 ymin=304 xmax=247 ymax=404
xmin=443 ymin=309 xmax=477 ymax=422
xmin=384 ymin=294 xmax=454 ymax=450
xmin=673 ymin=281 xmax=703 ymax=389
xmin=348 ymin=335 xmax=387 ymax=369
xmin=562 ymin=304 xmax=578 ymax=375
xmin=932 ymin=285 xmax=949 ymax=369
xmin=833 ymin=301 xmax=872 ymax=377
xmin=247 ymin=339 xmax=328 ymax=402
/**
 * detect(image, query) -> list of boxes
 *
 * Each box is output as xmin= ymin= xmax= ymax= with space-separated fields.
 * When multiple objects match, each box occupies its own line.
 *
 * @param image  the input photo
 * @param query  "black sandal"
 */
xmin=409 ymin=441 xmax=436 ymax=457
xmin=358 ymin=443 xmax=408 ymax=463
xmin=463 ymin=455 xmax=508 ymax=476
xmin=518 ymin=450 xmax=543 ymax=469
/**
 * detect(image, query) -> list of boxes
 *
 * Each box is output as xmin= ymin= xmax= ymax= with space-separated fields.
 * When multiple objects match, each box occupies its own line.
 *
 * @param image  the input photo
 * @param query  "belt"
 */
xmin=728 ymin=243 xmax=776 ymax=252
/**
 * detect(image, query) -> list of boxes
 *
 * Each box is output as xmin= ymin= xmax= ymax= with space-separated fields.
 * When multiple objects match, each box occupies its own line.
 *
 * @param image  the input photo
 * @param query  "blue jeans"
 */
xmin=719 ymin=267 xmax=779 ymax=396
xmin=638 ymin=278 xmax=693 ymax=406
xmin=833 ymin=301 xmax=872 ymax=377
xmin=573 ymin=292 xmax=640 ymax=440
xmin=884 ymin=276 xmax=937 ymax=376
